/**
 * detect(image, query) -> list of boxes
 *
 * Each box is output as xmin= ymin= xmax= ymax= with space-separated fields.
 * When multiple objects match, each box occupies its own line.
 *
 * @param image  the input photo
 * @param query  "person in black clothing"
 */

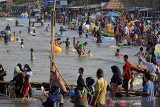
xmin=13 ymin=73 xmax=24 ymax=98
xmin=5 ymin=24 xmax=11 ymax=31
xmin=110 ymin=65 xmax=123 ymax=97
xmin=77 ymin=67 xmax=85 ymax=87
xmin=64 ymin=38 xmax=70 ymax=49
xmin=96 ymin=28 xmax=102 ymax=44
xmin=15 ymin=20 xmax=19 ymax=26
xmin=78 ymin=24 xmax=83 ymax=38
xmin=0 ymin=64 xmax=7 ymax=94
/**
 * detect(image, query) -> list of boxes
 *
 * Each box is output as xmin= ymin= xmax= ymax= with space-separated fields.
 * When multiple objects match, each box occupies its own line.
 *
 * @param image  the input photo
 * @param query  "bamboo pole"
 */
xmin=50 ymin=0 xmax=56 ymax=88
xmin=50 ymin=0 xmax=69 ymax=90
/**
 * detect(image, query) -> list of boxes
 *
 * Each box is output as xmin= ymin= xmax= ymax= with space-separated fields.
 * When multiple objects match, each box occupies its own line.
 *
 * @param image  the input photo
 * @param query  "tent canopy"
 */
xmin=102 ymin=0 xmax=126 ymax=10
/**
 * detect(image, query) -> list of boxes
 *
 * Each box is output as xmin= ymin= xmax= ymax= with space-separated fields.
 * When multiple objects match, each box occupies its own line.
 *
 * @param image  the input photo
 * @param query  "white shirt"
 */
xmin=124 ymin=26 xmax=129 ymax=35
xmin=140 ymin=56 xmax=159 ymax=76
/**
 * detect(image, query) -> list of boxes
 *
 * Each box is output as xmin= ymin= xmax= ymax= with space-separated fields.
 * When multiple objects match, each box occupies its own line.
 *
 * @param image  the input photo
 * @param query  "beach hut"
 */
xmin=102 ymin=0 xmax=125 ymax=10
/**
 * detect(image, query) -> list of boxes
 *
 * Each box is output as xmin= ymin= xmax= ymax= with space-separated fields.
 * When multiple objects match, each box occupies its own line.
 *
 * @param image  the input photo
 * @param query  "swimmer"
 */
xmin=30 ymin=48 xmax=34 ymax=61
xmin=87 ymin=50 xmax=92 ymax=56
xmin=55 ymin=38 xmax=62 ymax=47
xmin=32 ymin=29 xmax=36 ymax=36
xmin=115 ymin=49 xmax=122 ymax=57
xmin=20 ymin=39 xmax=24 ymax=48
xmin=7 ymin=50 xmax=10 ymax=53
xmin=64 ymin=38 xmax=70 ymax=48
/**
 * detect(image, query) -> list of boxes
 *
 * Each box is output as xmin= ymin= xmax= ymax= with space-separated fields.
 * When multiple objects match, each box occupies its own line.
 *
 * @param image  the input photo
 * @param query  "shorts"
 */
xmin=122 ymin=79 xmax=129 ymax=90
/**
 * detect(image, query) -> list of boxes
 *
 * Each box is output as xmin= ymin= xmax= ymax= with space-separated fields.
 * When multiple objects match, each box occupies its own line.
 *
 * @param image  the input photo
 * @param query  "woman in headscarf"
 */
xmin=13 ymin=63 xmax=23 ymax=78
xmin=0 ymin=64 xmax=6 ymax=94
xmin=74 ymin=79 xmax=92 ymax=107
xmin=24 ymin=64 xmax=32 ymax=79
xmin=110 ymin=65 xmax=123 ymax=97
xmin=13 ymin=72 xmax=24 ymax=98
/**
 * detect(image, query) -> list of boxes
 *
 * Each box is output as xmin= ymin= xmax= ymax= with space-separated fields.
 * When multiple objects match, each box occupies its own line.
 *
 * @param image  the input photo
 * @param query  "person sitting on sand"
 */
xmin=115 ymin=49 xmax=122 ymax=57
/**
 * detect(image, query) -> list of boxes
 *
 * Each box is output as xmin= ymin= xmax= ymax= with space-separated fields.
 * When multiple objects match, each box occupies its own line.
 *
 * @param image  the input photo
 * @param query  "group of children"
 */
xmin=54 ymin=36 xmax=92 ymax=56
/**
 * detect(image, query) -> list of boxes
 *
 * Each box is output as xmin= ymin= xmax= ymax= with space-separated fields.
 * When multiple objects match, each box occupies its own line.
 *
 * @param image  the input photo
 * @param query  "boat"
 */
xmin=130 ymin=63 xmax=146 ymax=73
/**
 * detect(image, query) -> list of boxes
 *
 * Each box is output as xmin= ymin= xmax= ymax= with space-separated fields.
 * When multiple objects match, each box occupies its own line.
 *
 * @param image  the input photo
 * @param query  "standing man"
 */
xmin=92 ymin=68 xmax=107 ymax=107
xmin=135 ymin=73 xmax=154 ymax=107
xmin=122 ymin=55 xmax=131 ymax=97
xmin=78 ymin=23 xmax=83 ymax=38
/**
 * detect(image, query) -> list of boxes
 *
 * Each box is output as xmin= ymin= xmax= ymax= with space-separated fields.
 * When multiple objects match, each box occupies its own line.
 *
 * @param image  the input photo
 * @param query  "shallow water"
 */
xmin=0 ymin=17 xmax=140 ymax=84
xmin=0 ymin=17 xmax=143 ymax=106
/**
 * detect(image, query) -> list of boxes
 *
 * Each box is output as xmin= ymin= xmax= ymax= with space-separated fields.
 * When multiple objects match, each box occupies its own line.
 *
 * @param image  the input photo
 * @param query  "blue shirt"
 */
xmin=142 ymin=81 xmax=154 ymax=107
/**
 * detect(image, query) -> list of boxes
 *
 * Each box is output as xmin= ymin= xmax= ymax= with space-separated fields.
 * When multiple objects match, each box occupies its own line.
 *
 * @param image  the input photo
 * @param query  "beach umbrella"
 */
xmin=104 ymin=12 xmax=121 ymax=17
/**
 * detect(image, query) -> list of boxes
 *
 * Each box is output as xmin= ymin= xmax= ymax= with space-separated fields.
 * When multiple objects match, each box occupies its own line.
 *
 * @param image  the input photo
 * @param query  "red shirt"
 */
xmin=123 ymin=61 xmax=131 ymax=80
xmin=22 ymin=81 xmax=31 ymax=95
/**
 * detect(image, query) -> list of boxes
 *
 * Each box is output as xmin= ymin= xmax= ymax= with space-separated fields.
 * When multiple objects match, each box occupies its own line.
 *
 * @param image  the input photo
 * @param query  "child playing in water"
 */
xmin=115 ymin=49 xmax=122 ymax=57
xmin=87 ymin=50 xmax=92 ymax=56
xmin=22 ymin=75 xmax=32 ymax=101
xmin=134 ymin=47 xmax=145 ymax=65
xmin=64 ymin=38 xmax=70 ymax=48
xmin=74 ymin=41 xmax=79 ymax=49
xmin=20 ymin=39 xmax=24 ymax=48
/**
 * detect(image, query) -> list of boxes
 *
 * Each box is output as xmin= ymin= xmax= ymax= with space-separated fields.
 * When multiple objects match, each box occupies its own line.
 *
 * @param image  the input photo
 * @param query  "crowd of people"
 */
xmin=0 ymin=63 xmax=33 ymax=101
xmin=1 ymin=4 xmax=160 ymax=107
